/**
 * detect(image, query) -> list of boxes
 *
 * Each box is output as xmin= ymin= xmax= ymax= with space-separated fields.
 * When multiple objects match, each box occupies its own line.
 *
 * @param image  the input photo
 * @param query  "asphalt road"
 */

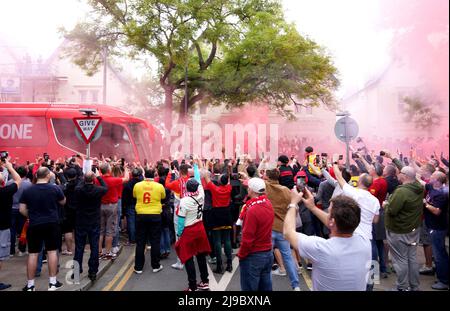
xmin=88 ymin=243 xmax=310 ymax=291
xmin=87 ymin=241 xmax=440 ymax=292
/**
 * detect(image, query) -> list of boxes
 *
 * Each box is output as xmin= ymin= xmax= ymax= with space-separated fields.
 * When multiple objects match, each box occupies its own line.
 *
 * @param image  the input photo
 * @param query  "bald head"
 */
xmin=36 ymin=167 xmax=50 ymax=181
xmin=383 ymin=164 xmax=397 ymax=177
xmin=400 ymin=166 xmax=417 ymax=184
xmin=358 ymin=173 xmax=373 ymax=189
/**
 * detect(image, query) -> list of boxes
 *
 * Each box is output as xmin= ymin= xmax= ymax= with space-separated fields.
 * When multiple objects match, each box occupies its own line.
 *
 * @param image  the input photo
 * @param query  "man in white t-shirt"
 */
xmin=283 ymin=188 xmax=371 ymax=291
xmin=332 ymin=164 xmax=380 ymax=240
xmin=332 ymin=163 xmax=380 ymax=290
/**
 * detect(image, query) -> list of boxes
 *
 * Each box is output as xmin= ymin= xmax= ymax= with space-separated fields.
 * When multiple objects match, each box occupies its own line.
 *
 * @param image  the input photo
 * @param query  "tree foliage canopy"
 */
xmin=402 ymin=95 xmax=441 ymax=129
xmin=62 ymin=0 xmax=338 ymax=123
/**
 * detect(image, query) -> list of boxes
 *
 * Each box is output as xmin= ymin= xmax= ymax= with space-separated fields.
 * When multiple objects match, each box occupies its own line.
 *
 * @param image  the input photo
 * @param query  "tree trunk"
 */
xmin=163 ymin=86 xmax=174 ymax=133
xmin=179 ymin=94 xmax=188 ymax=125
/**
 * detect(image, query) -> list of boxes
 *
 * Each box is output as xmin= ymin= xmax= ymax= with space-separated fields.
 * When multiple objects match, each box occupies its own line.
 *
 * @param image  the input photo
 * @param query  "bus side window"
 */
xmin=51 ymin=118 xmax=85 ymax=154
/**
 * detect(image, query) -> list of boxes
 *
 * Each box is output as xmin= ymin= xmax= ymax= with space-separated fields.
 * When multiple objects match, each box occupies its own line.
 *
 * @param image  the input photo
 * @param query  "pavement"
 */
xmin=1 ymin=238 xmax=447 ymax=291
xmin=0 ymin=246 xmax=122 ymax=291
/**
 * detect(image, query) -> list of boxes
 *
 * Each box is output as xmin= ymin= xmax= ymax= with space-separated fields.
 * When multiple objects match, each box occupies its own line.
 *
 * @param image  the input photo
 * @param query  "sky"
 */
xmin=0 ymin=0 xmax=392 ymax=97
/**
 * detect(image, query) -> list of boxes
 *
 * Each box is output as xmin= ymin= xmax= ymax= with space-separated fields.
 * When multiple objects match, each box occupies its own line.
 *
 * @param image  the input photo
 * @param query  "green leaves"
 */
xmin=207 ymin=12 xmax=338 ymax=114
xmin=402 ymin=96 xmax=441 ymax=129
xmin=63 ymin=0 xmax=338 ymax=120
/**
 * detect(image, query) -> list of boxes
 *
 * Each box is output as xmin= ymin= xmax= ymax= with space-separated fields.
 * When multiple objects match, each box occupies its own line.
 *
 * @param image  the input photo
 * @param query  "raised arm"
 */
xmin=356 ymin=153 xmax=370 ymax=174
xmin=4 ymin=159 xmax=21 ymax=187
xmin=333 ymin=163 xmax=347 ymax=189
xmin=321 ymin=167 xmax=337 ymax=187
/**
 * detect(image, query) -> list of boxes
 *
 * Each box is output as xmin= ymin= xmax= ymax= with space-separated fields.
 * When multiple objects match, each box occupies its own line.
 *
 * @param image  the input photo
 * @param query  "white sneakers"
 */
xmin=293 ymin=287 xmax=301 ymax=291
xmin=112 ymin=246 xmax=120 ymax=254
xmin=171 ymin=262 xmax=184 ymax=270
xmin=272 ymin=268 xmax=287 ymax=276
xmin=152 ymin=265 xmax=163 ymax=273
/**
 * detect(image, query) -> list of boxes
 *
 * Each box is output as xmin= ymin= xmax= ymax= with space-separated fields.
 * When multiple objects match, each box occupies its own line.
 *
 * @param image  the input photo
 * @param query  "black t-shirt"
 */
xmin=0 ymin=183 xmax=18 ymax=230
xmin=424 ymin=184 xmax=449 ymax=230
xmin=20 ymin=183 xmax=65 ymax=227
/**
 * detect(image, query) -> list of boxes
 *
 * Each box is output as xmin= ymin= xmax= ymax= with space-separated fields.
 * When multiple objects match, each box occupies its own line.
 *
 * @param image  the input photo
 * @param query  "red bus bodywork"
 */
xmin=0 ymin=103 xmax=161 ymax=163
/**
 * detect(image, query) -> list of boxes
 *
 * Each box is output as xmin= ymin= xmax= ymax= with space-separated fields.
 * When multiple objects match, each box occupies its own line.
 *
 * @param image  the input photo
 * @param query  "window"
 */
xmin=79 ymin=90 xmax=87 ymax=102
xmin=128 ymin=122 xmax=153 ymax=161
xmin=52 ymin=118 xmax=134 ymax=159
xmin=52 ymin=118 xmax=85 ymax=154
xmin=91 ymin=90 xmax=99 ymax=103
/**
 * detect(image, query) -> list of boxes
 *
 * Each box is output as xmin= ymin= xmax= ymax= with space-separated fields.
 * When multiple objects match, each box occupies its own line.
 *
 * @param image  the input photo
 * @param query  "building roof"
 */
xmin=45 ymin=39 xmax=134 ymax=92
xmin=341 ymin=63 xmax=392 ymax=103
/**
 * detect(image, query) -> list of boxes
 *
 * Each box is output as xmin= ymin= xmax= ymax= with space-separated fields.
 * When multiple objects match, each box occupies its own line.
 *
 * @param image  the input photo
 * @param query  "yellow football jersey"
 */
xmin=133 ymin=180 xmax=166 ymax=215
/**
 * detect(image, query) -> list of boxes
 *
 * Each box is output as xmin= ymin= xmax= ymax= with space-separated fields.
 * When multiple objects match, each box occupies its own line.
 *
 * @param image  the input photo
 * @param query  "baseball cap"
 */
xmin=248 ymin=178 xmax=266 ymax=194
xmin=186 ymin=178 xmax=200 ymax=193
xmin=278 ymin=155 xmax=289 ymax=164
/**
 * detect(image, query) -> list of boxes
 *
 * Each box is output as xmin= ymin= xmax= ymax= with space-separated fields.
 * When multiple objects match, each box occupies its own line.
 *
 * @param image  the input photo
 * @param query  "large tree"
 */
xmin=62 ymin=0 xmax=338 ymax=131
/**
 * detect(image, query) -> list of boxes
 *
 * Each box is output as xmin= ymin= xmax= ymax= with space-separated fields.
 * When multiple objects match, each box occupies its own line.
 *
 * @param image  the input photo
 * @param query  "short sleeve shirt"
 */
xmin=343 ymin=184 xmax=380 ymax=240
xmin=101 ymin=175 xmax=123 ymax=204
xmin=178 ymin=186 xmax=205 ymax=227
xmin=20 ymin=183 xmax=65 ymax=226
xmin=297 ymin=233 xmax=371 ymax=291
xmin=133 ymin=180 xmax=166 ymax=215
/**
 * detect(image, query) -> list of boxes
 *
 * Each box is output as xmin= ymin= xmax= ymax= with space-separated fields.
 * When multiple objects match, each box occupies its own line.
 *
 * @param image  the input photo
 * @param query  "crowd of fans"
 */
xmin=0 ymin=143 xmax=448 ymax=291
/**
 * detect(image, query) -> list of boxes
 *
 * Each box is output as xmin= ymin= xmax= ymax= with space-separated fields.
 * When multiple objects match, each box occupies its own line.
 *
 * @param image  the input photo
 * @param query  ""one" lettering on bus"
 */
xmin=0 ymin=124 xmax=33 ymax=139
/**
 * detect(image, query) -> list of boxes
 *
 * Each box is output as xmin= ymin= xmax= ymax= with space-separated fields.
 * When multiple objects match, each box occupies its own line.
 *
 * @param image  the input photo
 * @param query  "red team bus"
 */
xmin=0 ymin=103 xmax=161 ymax=163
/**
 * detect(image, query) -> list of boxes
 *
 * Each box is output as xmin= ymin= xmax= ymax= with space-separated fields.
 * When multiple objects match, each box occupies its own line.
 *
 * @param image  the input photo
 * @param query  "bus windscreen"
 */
xmin=128 ymin=122 xmax=152 ymax=162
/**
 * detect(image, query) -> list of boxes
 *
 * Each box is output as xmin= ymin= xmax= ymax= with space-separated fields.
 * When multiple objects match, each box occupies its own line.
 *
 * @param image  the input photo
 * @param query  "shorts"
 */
xmin=419 ymin=221 xmax=431 ymax=246
xmin=0 ymin=229 xmax=11 ymax=261
xmin=27 ymin=223 xmax=61 ymax=254
xmin=61 ymin=212 xmax=75 ymax=234
xmin=100 ymin=203 xmax=118 ymax=237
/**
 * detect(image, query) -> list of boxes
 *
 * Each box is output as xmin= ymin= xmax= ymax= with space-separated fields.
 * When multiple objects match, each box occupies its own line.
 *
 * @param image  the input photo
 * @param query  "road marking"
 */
xmin=102 ymin=253 xmax=135 ymax=291
xmin=208 ymin=256 xmax=240 ymax=291
xmin=302 ymin=269 xmax=313 ymax=290
xmin=113 ymin=264 xmax=135 ymax=291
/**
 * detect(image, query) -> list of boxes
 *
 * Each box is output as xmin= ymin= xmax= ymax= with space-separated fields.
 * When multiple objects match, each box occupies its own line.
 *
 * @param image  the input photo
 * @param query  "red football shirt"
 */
xmin=205 ymin=181 xmax=232 ymax=207
xmin=101 ymin=175 xmax=124 ymax=204
xmin=369 ymin=177 xmax=388 ymax=206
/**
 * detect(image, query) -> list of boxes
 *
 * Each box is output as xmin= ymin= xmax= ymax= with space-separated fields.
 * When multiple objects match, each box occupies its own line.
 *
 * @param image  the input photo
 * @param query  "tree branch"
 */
xmin=193 ymin=41 xmax=206 ymax=70
xmin=97 ymin=0 xmax=127 ymax=25
xmin=188 ymin=90 xmax=206 ymax=108
xmin=203 ymin=41 xmax=217 ymax=69
xmin=160 ymin=61 xmax=175 ymax=86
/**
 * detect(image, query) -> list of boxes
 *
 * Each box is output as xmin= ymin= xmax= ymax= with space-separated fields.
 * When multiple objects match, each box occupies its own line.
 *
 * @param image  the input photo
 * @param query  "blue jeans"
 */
xmin=239 ymin=250 xmax=273 ymax=291
xmin=125 ymin=205 xmax=136 ymax=243
xmin=113 ymin=199 xmax=122 ymax=247
xmin=212 ymin=229 xmax=232 ymax=267
xmin=371 ymin=239 xmax=387 ymax=273
xmin=430 ymin=229 xmax=449 ymax=284
xmin=74 ymin=226 xmax=100 ymax=275
xmin=160 ymin=227 xmax=171 ymax=254
xmin=272 ymin=231 xmax=299 ymax=288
